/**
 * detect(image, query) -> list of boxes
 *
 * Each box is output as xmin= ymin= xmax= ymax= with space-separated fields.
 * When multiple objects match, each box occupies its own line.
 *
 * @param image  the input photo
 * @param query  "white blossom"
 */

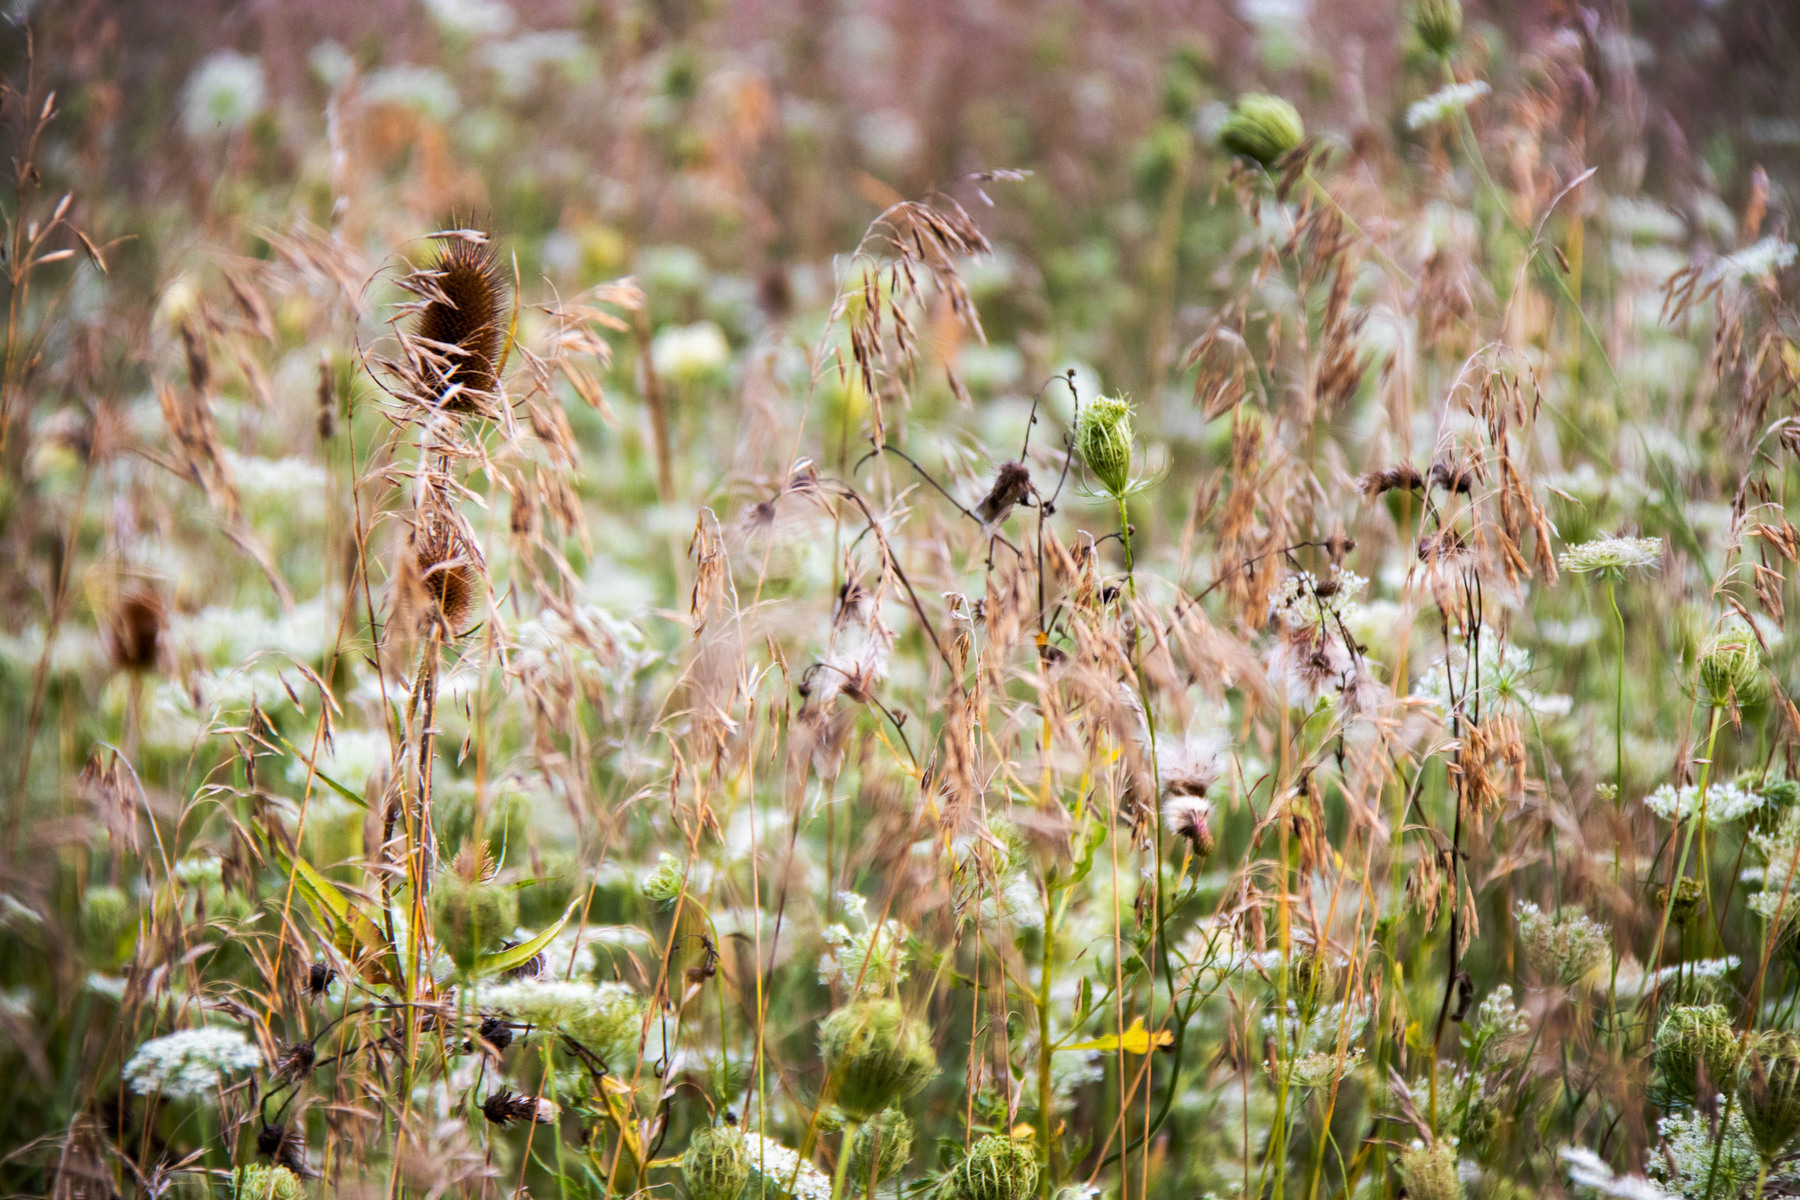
xmin=123 ymin=1027 xmax=261 ymax=1099
xmin=1406 ymin=80 xmax=1491 ymax=131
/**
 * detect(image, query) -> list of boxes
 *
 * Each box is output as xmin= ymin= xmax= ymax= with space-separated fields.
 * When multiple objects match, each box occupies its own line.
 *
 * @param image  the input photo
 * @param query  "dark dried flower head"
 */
xmin=412 ymin=231 xmax=509 ymax=415
xmin=271 ymin=1041 xmax=316 ymax=1086
xmin=469 ymin=1014 xmax=514 ymax=1053
xmin=482 ymin=1088 xmax=557 ymax=1127
xmin=976 ymin=461 xmax=1033 ymax=528
xmin=1359 ymin=464 xmax=1425 ymax=498
xmin=1428 ymin=460 xmax=1474 ymax=495
xmin=409 ymin=503 xmax=485 ymax=636
xmin=109 ymin=586 xmax=166 ymax=674
xmin=305 ymin=961 xmax=337 ymax=1000
xmin=257 ymin=1124 xmax=316 ymax=1178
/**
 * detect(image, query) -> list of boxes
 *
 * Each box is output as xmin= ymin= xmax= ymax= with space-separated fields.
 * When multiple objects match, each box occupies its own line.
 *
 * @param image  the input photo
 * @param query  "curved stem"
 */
xmin=1608 ymin=579 xmax=1625 ymax=809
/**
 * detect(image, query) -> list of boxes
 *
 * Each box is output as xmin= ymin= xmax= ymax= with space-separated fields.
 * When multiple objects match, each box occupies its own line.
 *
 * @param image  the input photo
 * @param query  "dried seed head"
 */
xmin=1218 ymin=94 xmax=1304 ymax=168
xmin=1161 ymin=795 xmax=1215 ymax=860
xmin=681 ymin=1123 xmax=751 ymax=1200
xmin=1428 ymin=459 xmax=1474 ymax=495
xmin=819 ymin=999 xmax=937 ymax=1120
xmin=976 ymin=461 xmax=1033 ymax=527
xmin=305 ymin=961 xmax=337 ymax=1000
xmin=481 ymin=1088 xmax=557 ymax=1127
xmin=270 ymin=1040 xmax=316 ymax=1086
xmin=1075 ymin=395 xmax=1134 ymax=498
xmin=412 ymin=231 xmax=508 ymax=415
xmin=408 ymin=502 xmax=485 ymax=636
xmin=316 ymin=352 xmax=336 ymax=441
xmin=1358 ymin=463 xmax=1425 ymax=498
xmin=109 ymin=586 xmax=166 ymax=674
xmin=471 ymin=1014 xmax=514 ymax=1053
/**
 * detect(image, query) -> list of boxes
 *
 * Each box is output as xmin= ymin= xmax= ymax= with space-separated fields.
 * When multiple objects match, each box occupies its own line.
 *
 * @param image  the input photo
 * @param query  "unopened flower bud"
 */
xmin=1075 ymin=395 xmax=1134 ymax=498
xmin=682 ymin=1122 xmax=751 ymax=1200
xmin=1412 ymin=0 xmax=1462 ymax=57
xmin=1218 ymin=94 xmax=1304 ymax=168
xmin=820 ymin=999 xmax=936 ymax=1120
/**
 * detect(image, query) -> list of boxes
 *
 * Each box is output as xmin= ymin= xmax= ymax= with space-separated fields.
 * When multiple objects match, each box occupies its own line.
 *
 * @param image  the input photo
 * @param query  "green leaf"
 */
xmin=471 ymin=898 xmax=580 ymax=977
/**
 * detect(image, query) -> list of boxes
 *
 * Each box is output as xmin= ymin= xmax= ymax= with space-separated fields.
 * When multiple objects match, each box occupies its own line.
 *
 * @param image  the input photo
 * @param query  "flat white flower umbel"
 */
xmin=123 ymin=1027 xmax=261 ymax=1099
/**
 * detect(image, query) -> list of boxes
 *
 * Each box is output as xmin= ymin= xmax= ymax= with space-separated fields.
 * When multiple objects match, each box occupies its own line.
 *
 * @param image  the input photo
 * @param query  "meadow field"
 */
xmin=3 ymin=3 xmax=1800 ymax=1200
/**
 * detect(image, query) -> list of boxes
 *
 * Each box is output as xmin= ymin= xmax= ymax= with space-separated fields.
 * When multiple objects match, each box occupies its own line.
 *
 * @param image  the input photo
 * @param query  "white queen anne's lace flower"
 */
xmin=182 ymin=53 xmax=266 ymax=139
xmin=1406 ymin=80 xmax=1491 ymax=130
xmin=1561 ymin=1146 xmax=1676 ymax=1200
xmin=1642 ymin=781 xmax=1759 ymax=826
xmin=1559 ymin=536 xmax=1663 ymax=580
xmin=123 ymin=1027 xmax=261 ymax=1098
xmin=742 ymin=1132 xmax=833 ymax=1200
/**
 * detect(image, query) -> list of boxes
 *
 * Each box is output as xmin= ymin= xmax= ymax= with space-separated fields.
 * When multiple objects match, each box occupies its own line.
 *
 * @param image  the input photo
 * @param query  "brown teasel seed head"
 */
xmin=109 ymin=586 xmax=167 ymax=674
xmin=410 ymin=504 xmax=485 ymax=636
xmin=412 ymin=232 xmax=508 ymax=415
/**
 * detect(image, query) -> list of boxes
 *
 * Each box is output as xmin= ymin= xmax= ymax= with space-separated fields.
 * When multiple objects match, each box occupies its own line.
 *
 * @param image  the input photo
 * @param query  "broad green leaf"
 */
xmin=472 ymin=898 xmax=581 ymax=977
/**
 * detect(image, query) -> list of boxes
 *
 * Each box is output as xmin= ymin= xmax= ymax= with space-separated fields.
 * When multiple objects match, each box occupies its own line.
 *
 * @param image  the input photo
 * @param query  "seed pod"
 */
xmin=1741 ymin=1032 xmax=1800 ymax=1161
xmin=1396 ymin=1141 xmax=1463 ymax=1200
xmin=1074 ymin=395 xmax=1134 ymax=499
xmin=682 ymin=1123 xmax=751 ymax=1200
xmin=1412 ymin=0 xmax=1462 ymax=57
xmin=1217 ymin=94 xmax=1304 ymax=168
xmin=847 ymin=1109 xmax=914 ymax=1189
xmin=1700 ymin=621 xmax=1765 ymax=709
xmin=1655 ymin=1004 xmax=1742 ymax=1106
xmin=939 ymin=1134 xmax=1038 ymax=1200
xmin=819 ymin=999 xmax=936 ymax=1120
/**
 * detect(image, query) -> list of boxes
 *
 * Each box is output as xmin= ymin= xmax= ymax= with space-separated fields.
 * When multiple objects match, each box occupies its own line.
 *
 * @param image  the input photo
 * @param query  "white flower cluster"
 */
xmin=284 ymin=727 xmax=395 ymax=798
xmin=1706 ymin=236 xmax=1797 ymax=285
xmin=1560 ymin=536 xmax=1663 ymax=579
xmin=1615 ymin=955 xmax=1738 ymax=999
xmin=1561 ymin=1146 xmax=1675 ymax=1200
xmin=1405 ymin=80 xmax=1491 ymax=131
xmin=651 ymin=322 xmax=731 ymax=381
xmin=742 ymin=1132 xmax=833 ymax=1200
xmin=1516 ymin=901 xmax=1610 ymax=986
xmin=1751 ymin=808 xmax=1800 ymax=928
xmin=182 ymin=52 xmax=266 ymax=139
xmin=123 ymin=1026 xmax=261 ymax=1099
xmin=1414 ymin=626 xmax=1569 ymax=717
xmin=363 ymin=66 xmax=460 ymax=121
xmin=1651 ymin=1104 xmax=1758 ymax=1200
xmin=1269 ymin=567 xmax=1367 ymax=631
xmin=1473 ymin=984 xmax=1530 ymax=1043
xmin=1642 ymin=781 xmax=1759 ymax=826
xmin=475 ymin=978 xmax=655 ymax=1066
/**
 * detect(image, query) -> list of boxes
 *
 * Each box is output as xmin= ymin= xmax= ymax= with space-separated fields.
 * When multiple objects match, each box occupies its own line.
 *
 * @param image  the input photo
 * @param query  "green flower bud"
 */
xmin=682 ymin=1123 xmax=751 ymax=1200
xmin=1655 ymin=1004 xmax=1742 ymax=1105
xmin=231 ymin=1164 xmax=305 ymax=1200
xmin=1700 ymin=619 xmax=1765 ymax=709
xmin=1396 ymin=1142 xmax=1463 ymax=1200
xmin=1740 ymin=1032 xmax=1800 ymax=1161
xmin=1412 ymin=0 xmax=1462 ymax=57
xmin=940 ymin=1134 xmax=1038 ymax=1200
xmin=847 ymin=1109 xmax=913 ymax=1190
xmin=641 ymin=852 xmax=687 ymax=908
xmin=820 ymin=1000 xmax=936 ymax=1120
xmin=431 ymin=875 xmax=518 ymax=972
xmin=1217 ymin=94 xmax=1304 ymax=169
xmin=1075 ymin=395 xmax=1135 ymax=498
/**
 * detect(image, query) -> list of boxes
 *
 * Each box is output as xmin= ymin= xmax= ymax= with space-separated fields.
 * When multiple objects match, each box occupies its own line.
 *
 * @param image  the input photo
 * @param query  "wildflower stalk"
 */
xmin=1117 ymin=496 xmax=1135 ymax=597
xmin=830 ymin=1121 xmax=860 ymax=1200
xmin=1038 ymin=883 xmax=1056 ymax=1196
xmin=1649 ymin=705 xmax=1725 ymax=1020
xmin=1607 ymin=578 xmax=1625 ymax=810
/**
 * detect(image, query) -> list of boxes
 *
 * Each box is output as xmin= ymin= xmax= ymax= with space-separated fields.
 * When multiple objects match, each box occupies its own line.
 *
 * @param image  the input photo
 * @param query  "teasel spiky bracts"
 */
xmin=403 ymin=228 xmax=509 ymax=417
xmin=398 ymin=491 xmax=486 ymax=641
